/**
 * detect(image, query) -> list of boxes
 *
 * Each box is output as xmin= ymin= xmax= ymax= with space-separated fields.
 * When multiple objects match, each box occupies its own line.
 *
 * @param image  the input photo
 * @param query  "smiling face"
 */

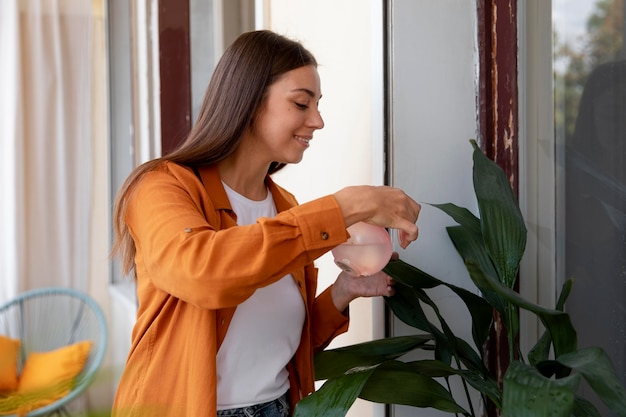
xmin=247 ymin=65 xmax=324 ymax=165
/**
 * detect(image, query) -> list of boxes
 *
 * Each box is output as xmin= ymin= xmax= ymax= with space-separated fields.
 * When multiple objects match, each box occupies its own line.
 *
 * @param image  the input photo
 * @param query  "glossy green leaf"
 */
xmin=503 ymin=361 xmax=579 ymax=417
xmin=470 ymin=139 xmax=527 ymax=288
xmin=557 ymin=347 xmax=626 ymax=416
xmin=384 ymin=261 xmax=492 ymax=390
xmin=528 ymin=279 xmax=574 ymax=365
xmin=384 ymin=259 xmax=494 ymax=353
xmin=403 ymin=359 xmax=459 ymax=377
xmin=571 ymin=396 xmax=602 ymax=417
xmin=383 ymin=280 xmax=432 ymax=332
xmin=314 ymin=335 xmax=432 ymax=380
xmin=431 ymin=202 xmax=482 ymax=236
xmin=444 ymin=225 xmax=506 ymax=315
xmin=405 ymin=360 xmax=502 ymax=409
xmin=528 ymin=329 xmax=554 ymax=368
xmin=293 ymin=365 xmax=376 ymax=417
xmin=359 ymin=361 xmax=469 ymax=414
xmin=386 ymin=284 xmax=455 ymax=365
xmin=465 ymin=260 xmax=578 ymax=357
xmin=453 ymin=336 xmax=491 ymax=376
xmin=555 ymin=279 xmax=573 ymax=312
xmin=383 ymin=259 xmax=443 ymax=289
xmin=411 ymin=285 xmax=490 ymax=375
xmin=457 ymin=368 xmax=503 ymax=409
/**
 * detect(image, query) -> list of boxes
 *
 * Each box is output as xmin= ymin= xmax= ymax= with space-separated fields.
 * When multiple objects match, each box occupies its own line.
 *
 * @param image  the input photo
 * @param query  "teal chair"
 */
xmin=0 ymin=287 xmax=108 ymax=416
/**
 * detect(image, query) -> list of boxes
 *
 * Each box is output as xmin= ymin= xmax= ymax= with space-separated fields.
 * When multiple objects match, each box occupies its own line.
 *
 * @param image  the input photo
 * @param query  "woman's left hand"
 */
xmin=330 ymin=253 xmax=398 ymax=313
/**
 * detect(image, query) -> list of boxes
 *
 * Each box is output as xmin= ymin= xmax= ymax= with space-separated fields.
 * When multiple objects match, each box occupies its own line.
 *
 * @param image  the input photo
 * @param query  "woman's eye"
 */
xmin=295 ymin=102 xmax=308 ymax=110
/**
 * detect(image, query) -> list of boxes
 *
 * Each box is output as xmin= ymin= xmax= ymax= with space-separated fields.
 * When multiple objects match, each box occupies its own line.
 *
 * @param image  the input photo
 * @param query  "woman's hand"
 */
xmin=333 ymin=186 xmax=421 ymax=249
xmin=330 ymin=253 xmax=398 ymax=313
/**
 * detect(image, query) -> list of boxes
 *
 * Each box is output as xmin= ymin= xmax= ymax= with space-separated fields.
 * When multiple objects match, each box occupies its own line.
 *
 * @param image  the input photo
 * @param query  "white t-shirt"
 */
xmin=216 ymin=182 xmax=306 ymax=409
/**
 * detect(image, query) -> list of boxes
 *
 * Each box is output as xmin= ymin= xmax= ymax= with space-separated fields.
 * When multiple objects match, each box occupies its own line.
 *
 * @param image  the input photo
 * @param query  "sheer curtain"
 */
xmin=0 ymin=0 xmax=93 ymax=303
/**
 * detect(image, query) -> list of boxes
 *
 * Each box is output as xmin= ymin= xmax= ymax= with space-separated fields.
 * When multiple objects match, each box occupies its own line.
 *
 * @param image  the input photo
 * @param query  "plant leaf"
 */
xmin=359 ymin=361 xmax=469 ymax=414
xmin=555 ymin=279 xmax=574 ymax=311
xmin=314 ymin=335 xmax=432 ymax=380
xmin=383 ymin=259 xmax=442 ymax=290
xmin=464 ymin=259 xmax=578 ymax=357
xmin=386 ymin=284 xmax=456 ymax=365
xmin=528 ymin=279 xmax=574 ymax=365
xmin=384 ymin=259 xmax=494 ymax=354
xmin=454 ymin=336 xmax=491 ymax=376
xmin=470 ymin=139 xmax=527 ymax=288
xmin=571 ymin=396 xmax=602 ymax=417
xmin=557 ymin=347 xmax=626 ymax=416
xmin=293 ymin=365 xmax=377 ymax=417
xmin=430 ymin=202 xmax=502 ymax=303
xmin=457 ymin=368 xmax=503 ymax=409
xmin=431 ymin=202 xmax=482 ymax=236
xmin=406 ymin=360 xmax=502 ymax=408
xmin=413 ymin=286 xmax=489 ymax=374
xmin=404 ymin=360 xmax=502 ymax=409
xmin=527 ymin=331 xmax=553 ymax=367
xmin=503 ymin=361 xmax=579 ymax=417
xmin=444 ymin=225 xmax=506 ymax=315
xmin=383 ymin=280 xmax=432 ymax=332
xmin=404 ymin=359 xmax=459 ymax=377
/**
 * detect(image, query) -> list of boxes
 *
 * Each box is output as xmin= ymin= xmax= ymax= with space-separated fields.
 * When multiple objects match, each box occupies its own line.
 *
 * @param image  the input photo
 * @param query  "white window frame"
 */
xmin=517 ymin=0 xmax=559 ymax=353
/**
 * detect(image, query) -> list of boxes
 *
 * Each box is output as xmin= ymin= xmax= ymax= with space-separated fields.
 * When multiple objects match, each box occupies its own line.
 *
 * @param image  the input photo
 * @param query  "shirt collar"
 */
xmin=197 ymin=164 xmax=295 ymax=213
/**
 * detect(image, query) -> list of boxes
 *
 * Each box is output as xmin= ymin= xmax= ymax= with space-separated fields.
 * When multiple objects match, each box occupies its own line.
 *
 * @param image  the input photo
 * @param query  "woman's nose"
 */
xmin=309 ymin=110 xmax=324 ymax=130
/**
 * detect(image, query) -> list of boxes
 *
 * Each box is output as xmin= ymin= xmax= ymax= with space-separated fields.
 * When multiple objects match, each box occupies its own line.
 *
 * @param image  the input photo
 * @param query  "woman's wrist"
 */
xmin=330 ymin=277 xmax=352 ymax=313
xmin=332 ymin=186 xmax=374 ymax=227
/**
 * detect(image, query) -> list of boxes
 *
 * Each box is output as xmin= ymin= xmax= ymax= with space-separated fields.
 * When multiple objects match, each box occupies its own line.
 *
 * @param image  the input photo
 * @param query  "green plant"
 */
xmin=293 ymin=140 xmax=626 ymax=417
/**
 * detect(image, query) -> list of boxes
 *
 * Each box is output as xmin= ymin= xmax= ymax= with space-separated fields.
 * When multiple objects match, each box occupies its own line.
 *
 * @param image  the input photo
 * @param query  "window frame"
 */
xmin=517 ymin=0 xmax=558 ymax=349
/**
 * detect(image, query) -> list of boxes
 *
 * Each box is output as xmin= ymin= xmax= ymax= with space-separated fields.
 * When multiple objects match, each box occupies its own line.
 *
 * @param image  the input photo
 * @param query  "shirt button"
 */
xmin=184 ymin=227 xmax=192 ymax=233
xmin=321 ymin=231 xmax=329 ymax=240
xmin=297 ymin=281 xmax=303 ymax=288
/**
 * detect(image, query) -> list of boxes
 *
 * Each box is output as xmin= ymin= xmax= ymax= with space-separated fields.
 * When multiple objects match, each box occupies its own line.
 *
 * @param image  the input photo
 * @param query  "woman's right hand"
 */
xmin=333 ymin=185 xmax=421 ymax=249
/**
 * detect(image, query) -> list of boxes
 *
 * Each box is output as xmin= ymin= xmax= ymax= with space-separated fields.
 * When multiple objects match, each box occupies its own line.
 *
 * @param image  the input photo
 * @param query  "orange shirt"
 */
xmin=112 ymin=162 xmax=350 ymax=417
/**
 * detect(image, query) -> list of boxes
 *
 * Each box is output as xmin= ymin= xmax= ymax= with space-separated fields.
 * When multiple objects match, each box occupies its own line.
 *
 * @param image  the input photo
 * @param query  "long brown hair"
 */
xmin=112 ymin=30 xmax=317 ymax=277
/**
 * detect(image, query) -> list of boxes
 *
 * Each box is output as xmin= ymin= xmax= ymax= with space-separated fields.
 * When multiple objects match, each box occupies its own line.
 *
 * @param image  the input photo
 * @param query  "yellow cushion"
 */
xmin=18 ymin=340 xmax=92 ymax=395
xmin=0 ymin=340 xmax=93 ymax=415
xmin=0 ymin=336 xmax=20 ymax=393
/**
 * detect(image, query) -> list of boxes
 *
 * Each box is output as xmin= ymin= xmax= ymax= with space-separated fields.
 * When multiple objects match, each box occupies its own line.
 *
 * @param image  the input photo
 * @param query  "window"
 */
xmin=554 ymin=1 xmax=625 ymax=414
xmin=522 ymin=2 xmax=625 ymax=415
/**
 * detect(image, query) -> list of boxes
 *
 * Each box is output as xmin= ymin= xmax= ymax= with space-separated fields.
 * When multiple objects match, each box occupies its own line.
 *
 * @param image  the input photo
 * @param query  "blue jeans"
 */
xmin=216 ymin=392 xmax=290 ymax=417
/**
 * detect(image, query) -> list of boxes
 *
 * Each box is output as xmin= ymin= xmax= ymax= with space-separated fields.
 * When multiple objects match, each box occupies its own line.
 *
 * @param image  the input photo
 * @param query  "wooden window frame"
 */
xmin=477 ymin=1 xmax=519 ymax=416
xmin=158 ymin=0 xmax=192 ymax=155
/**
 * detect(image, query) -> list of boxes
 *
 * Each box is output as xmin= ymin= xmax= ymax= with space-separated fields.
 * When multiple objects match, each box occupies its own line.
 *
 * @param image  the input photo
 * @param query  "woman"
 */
xmin=111 ymin=30 xmax=421 ymax=417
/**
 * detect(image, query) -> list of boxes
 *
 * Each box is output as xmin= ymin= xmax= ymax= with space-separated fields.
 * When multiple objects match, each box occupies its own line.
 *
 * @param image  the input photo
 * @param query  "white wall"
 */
xmin=267 ymin=1 xmax=385 ymax=342
xmin=389 ymin=4 xmax=479 ymax=288
xmin=388 ymin=2 xmax=481 ymax=417
xmin=264 ymin=1 xmax=385 ymax=416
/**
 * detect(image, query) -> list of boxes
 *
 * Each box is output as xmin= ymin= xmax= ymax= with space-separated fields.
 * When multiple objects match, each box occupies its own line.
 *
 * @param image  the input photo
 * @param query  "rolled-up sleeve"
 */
xmin=126 ymin=164 xmax=349 ymax=310
xmin=311 ymin=286 xmax=349 ymax=351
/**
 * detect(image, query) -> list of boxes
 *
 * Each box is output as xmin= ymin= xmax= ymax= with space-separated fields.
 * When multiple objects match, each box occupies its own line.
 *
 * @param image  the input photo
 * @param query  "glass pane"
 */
xmin=554 ymin=0 xmax=625 ymax=414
